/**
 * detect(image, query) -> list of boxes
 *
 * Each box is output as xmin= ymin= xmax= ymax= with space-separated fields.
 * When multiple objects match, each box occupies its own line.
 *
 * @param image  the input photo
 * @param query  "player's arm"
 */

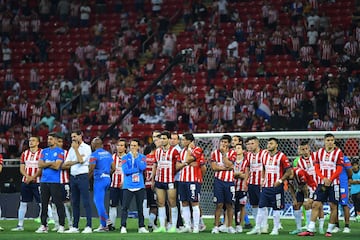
xmin=329 ymin=153 xmax=344 ymax=182
xmin=62 ymin=149 xmax=80 ymax=169
xmin=138 ymin=155 xmax=147 ymax=171
xmin=223 ymin=152 xmax=234 ymax=170
xmin=211 ymin=160 xmax=226 ymax=171
xmin=151 ymin=162 xmax=157 ymax=190
xmin=287 ymin=182 xmax=297 ymax=203
xmin=20 ymin=163 xmax=33 ymax=184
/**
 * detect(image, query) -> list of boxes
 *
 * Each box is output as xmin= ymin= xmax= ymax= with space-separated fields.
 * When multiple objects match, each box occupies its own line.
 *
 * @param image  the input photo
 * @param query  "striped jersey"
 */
xmin=60 ymin=150 xmax=69 ymax=184
xmin=247 ymin=149 xmax=268 ymax=185
xmin=110 ymin=153 xmax=124 ymax=188
xmin=292 ymin=167 xmax=317 ymax=192
xmin=211 ymin=149 xmax=236 ymax=182
xmin=314 ymin=148 xmax=343 ymax=185
xmin=178 ymin=146 xmax=205 ymax=183
xmin=262 ymin=151 xmax=291 ymax=187
xmin=234 ymin=155 xmax=249 ymax=191
xmin=145 ymin=152 xmax=156 ymax=188
xmin=297 ymin=153 xmax=317 ymax=183
xmin=21 ymin=148 xmax=42 ymax=183
xmin=155 ymin=146 xmax=180 ymax=183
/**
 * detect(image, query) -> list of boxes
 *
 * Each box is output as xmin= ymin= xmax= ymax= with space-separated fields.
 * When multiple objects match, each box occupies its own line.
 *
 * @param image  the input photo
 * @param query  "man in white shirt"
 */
xmin=63 ymin=130 xmax=93 ymax=234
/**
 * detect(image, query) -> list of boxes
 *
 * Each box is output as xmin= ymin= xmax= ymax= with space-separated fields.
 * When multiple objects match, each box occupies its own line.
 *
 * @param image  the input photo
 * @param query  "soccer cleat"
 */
xmin=167 ymin=226 xmax=177 ymax=233
xmin=342 ymin=227 xmax=350 ymax=233
xmin=236 ymin=225 xmax=243 ymax=233
xmin=0 ymin=226 xmax=4 ymax=231
xmin=270 ymin=228 xmax=279 ymax=235
xmin=331 ymin=227 xmax=339 ymax=233
xmin=11 ymin=226 xmax=24 ymax=231
xmin=211 ymin=226 xmax=219 ymax=234
xmin=246 ymin=228 xmax=261 ymax=235
xmin=298 ymin=231 xmax=314 ymax=236
xmin=325 ymin=232 xmax=332 ymax=237
xmin=289 ymin=229 xmax=302 ymax=235
xmin=94 ymin=226 xmax=109 ymax=233
xmin=260 ymin=226 xmax=269 ymax=234
xmin=35 ymin=225 xmax=48 ymax=233
xmin=57 ymin=226 xmax=65 ymax=233
xmin=244 ymin=223 xmax=253 ymax=229
xmin=52 ymin=226 xmax=59 ymax=232
xmin=192 ymin=226 xmax=199 ymax=233
xmin=177 ymin=225 xmax=192 ymax=233
xmin=153 ymin=226 xmax=166 ymax=233
xmin=120 ymin=226 xmax=127 ymax=234
xmin=138 ymin=227 xmax=149 ymax=233
xmin=219 ymin=224 xmax=228 ymax=233
xmin=82 ymin=226 xmax=92 ymax=234
xmin=228 ymin=226 xmax=236 ymax=234
xmin=65 ymin=227 xmax=80 ymax=233
xmin=199 ymin=223 xmax=206 ymax=232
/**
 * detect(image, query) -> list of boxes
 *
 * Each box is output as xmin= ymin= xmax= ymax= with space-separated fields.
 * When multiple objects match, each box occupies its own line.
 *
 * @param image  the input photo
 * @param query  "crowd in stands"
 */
xmin=0 ymin=0 xmax=360 ymax=160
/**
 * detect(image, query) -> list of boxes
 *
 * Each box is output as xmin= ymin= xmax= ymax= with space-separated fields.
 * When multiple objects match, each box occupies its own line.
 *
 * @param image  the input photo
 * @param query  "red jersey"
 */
xmin=178 ymin=146 xmax=205 ymax=183
xmin=293 ymin=167 xmax=317 ymax=192
xmin=0 ymin=154 xmax=3 ymax=165
xmin=21 ymin=148 xmax=42 ymax=183
xmin=262 ymin=151 xmax=291 ymax=187
xmin=314 ymin=148 xmax=343 ymax=185
xmin=211 ymin=149 xmax=236 ymax=182
xmin=60 ymin=150 xmax=69 ymax=184
xmin=145 ymin=152 xmax=156 ymax=188
xmin=234 ymin=156 xmax=249 ymax=191
xmin=247 ymin=149 xmax=268 ymax=185
xmin=297 ymin=153 xmax=317 ymax=183
xmin=155 ymin=146 xmax=180 ymax=183
xmin=110 ymin=153 xmax=124 ymax=188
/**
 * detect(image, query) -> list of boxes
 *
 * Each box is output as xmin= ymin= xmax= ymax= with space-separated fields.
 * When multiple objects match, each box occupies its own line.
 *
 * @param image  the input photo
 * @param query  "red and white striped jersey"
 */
xmin=314 ymin=148 xmax=343 ymax=185
xmin=300 ymin=46 xmax=313 ymax=62
xmin=30 ymin=105 xmax=43 ymax=126
xmin=297 ymin=153 xmax=317 ymax=183
xmin=110 ymin=153 xmax=124 ymax=188
xmin=262 ymin=151 xmax=291 ymax=187
xmin=320 ymin=42 xmax=332 ymax=60
xmin=292 ymin=167 xmax=317 ymax=192
xmin=234 ymin=156 xmax=249 ymax=191
xmin=155 ymin=146 xmax=180 ymax=183
xmin=19 ymin=102 xmax=30 ymax=120
xmin=164 ymin=106 xmax=177 ymax=122
xmin=60 ymin=150 xmax=69 ymax=184
xmin=31 ymin=19 xmax=41 ymax=32
xmin=178 ymin=146 xmax=205 ymax=183
xmin=0 ymin=110 xmax=13 ymax=126
xmin=145 ymin=153 xmax=156 ymax=188
xmin=21 ymin=148 xmax=42 ymax=183
xmin=211 ymin=149 xmax=236 ymax=182
xmin=246 ymin=149 xmax=268 ymax=185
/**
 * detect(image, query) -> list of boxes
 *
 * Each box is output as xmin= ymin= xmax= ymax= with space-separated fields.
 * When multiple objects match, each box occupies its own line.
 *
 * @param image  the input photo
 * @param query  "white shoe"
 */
xmin=343 ymin=227 xmax=350 ymax=233
xmin=192 ymin=226 xmax=199 ymax=233
xmin=65 ymin=227 xmax=80 ymax=233
xmin=211 ymin=226 xmax=219 ymax=234
xmin=178 ymin=225 xmax=192 ymax=233
xmin=228 ymin=227 xmax=236 ymax=234
xmin=331 ymin=227 xmax=340 ymax=233
xmin=52 ymin=226 xmax=59 ymax=231
xmin=279 ymin=223 xmax=283 ymax=230
xmin=35 ymin=225 xmax=48 ymax=233
xmin=0 ymin=226 xmax=4 ymax=231
xmin=260 ymin=225 xmax=269 ymax=234
xmin=219 ymin=224 xmax=228 ymax=233
xmin=11 ymin=226 xmax=24 ymax=231
xmin=199 ymin=223 xmax=206 ymax=232
xmin=270 ymin=228 xmax=279 ymax=235
xmin=120 ymin=226 xmax=127 ymax=233
xmin=57 ymin=226 xmax=65 ymax=233
xmin=138 ymin=227 xmax=149 ymax=233
xmin=246 ymin=227 xmax=260 ymax=235
xmin=236 ymin=225 xmax=243 ymax=233
xmin=82 ymin=226 xmax=92 ymax=233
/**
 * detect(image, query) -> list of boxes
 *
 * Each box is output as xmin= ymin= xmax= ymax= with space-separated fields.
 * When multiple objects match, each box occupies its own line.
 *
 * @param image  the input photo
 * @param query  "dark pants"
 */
xmin=352 ymin=193 xmax=360 ymax=216
xmin=40 ymin=182 xmax=65 ymax=226
xmin=70 ymin=174 xmax=92 ymax=228
xmin=121 ymin=188 xmax=145 ymax=228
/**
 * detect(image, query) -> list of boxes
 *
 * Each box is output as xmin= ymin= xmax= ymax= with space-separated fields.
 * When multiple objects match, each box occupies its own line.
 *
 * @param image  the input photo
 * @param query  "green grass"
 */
xmin=0 ymin=218 xmax=358 ymax=239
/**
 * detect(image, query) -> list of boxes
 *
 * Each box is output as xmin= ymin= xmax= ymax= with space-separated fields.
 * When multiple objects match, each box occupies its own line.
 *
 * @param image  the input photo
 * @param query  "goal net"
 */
xmin=194 ymin=131 xmax=359 ymax=217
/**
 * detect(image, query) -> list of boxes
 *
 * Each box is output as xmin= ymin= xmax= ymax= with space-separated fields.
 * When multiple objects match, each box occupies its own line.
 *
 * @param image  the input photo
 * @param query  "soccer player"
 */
xmin=248 ymin=137 xmax=292 ymax=235
xmin=245 ymin=136 xmax=269 ymax=233
xmin=298 ymin=133 xmax=343 ymax=237
xmin=109 ymin=139 xmax=126 ymax=229
xmin=233 ymin=143 xmax=249 ymax=233
xmin=63 ymin=130 xmax=93 ymax=234
xmin=120 ymin=139 xmax=148 ymax=234
xmin=12 ymin=136 xmax=42 ymax=231
xmin=210 ymin=134 xmax=236 ymax=234
xmin=288 ymin=167 xmax=317 ymax=235
xmin=176 ymin=133 xmax=205 ymax=233
xmin=36 ymin=132 xmax=66 ymax=233
xmin=89 ymin=137 xmax=114 ymax=232
xmin=152 ymin=131 xmax=180 ymax=233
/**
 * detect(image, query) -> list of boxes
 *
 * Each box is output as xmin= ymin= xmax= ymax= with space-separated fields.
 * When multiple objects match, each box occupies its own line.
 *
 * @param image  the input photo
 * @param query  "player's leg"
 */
xmin=290 ymin=191 xmax=304 ymax=234
xmin=109 ymin=187 xmax=120 ymax=229
xmin=212 ymin=179 xmax=225 ymax=233
xmin=13 ymin=183 xmax=32 ymax=230
xmin=120 ymin=189 xmax=134 ymax=231
xmin=224 ymin=183 xmax=235 ymax=230
xmin=167 ymin=185 xmax=178 ymax=231
xmin=234 ymin=191 xmax=241 ymax=228
xmin=340 ymin=184 xmax=350 ymax=233
xmin=178 ymin=182 xmax=191 ymax=232
xmin=270 ymin=186 xmax=284 ymax=235
xmin=134 ymin=188 xmax=147 ymax=231
xmin=50 ymin=183 xmax=66 ymax=229
xmin=78 ymin=175 xmax=92 ymax=228
xmin=93 ymin=179 xmax=110 ymax=228
xmin=190 ymin=182 xmax=201 ymax=232
xmin=326 ymin=185 xmax=340 ymax=235
xmin=39 ymin=183 xmax=51 ymax=228
xmin=70 ymin=176 xmax=80 ymax=229
xmin=146 ymin=188 xmax=157 ymax=230
xmin=154 ymin=184 xmax=167 ymax=231
xmin=62 ymin=183 xmax=73 ymax=228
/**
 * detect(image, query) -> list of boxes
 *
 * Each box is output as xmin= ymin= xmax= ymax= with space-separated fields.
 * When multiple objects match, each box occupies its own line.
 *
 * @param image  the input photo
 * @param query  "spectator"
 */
xmin=2 ymin=43 xmax=12 ymax=69
xmin=4 ymin=69 xmax=14 ymax=90
xmin=80 ymin=1 xmax=91 ymax=27
xmin=69 ymin=0 xmax=81 ymax=27
xmin=92 ymin=20 xmax=105 ymax=46
xmin=161 ymin=30 xmax=177 ymax=58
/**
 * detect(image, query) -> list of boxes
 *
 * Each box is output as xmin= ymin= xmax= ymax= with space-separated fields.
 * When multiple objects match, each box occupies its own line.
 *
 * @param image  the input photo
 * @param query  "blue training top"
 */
xmin=339 ymin=155 xmax=352 ymax=184
xmin=89 ymin=148 xmax=113 ymax=180
xmin=40 ymin=146 xmax=64 ymax=183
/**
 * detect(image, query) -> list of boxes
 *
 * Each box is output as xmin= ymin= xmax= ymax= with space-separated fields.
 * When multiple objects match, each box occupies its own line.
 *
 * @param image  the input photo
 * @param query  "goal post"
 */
xmin=193 ymin=131 xmax=360 ymax=217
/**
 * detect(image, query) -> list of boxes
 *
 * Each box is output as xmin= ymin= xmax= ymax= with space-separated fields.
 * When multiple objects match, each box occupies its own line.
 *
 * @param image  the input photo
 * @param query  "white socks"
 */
xmin=171 ymin=207 xmax=178 ymax=228
xmin=192 ymin=205 xmax=200 ymax=229
xmin=64 ymin=202 xmax=73 ymax=227
xmin=308 ymin=221 xmax=316 ymax=232
xmin=252 ymin=207 xmax=258 ymax=223
xmin=305 ymin=209 xmax=311 ymax=227
xmin=18 ymin=202 xmax=28 ymax=227
xmin=326 ymin=223 xmax=335 ymax=233
xmin=149 ymin=212 xmax=156 ymax=227
xmin=273 ymin=210 xmax=281 ymax=230
xmin=109 ymin=207 xmax=117 ymax=228
xmin=182 ymin=206 xmax=191 ymax=227
xmin=158 ymin=207 xmax=166 ymax=228
xmin=319 ymin=218 xmax=324 ymax=231
xmin=294 ymin=210 xmax=302 ymax=230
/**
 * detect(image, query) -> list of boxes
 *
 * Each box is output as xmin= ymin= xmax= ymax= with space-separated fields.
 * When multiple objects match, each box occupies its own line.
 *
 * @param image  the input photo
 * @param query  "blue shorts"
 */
xmin=20 ymin=182 xmax=41 ymax=203
xmin=155 ymin=181 xmax=176 ymax=190
xmin=313 ymin=184 xmax=339 ymax=204
xmin=259 ymin=186 xmax=284 ymax=210
xmin=296 ymin=191 xmax=305 ymax=203
xmin=146 ymin=188 xmax=157 ymax=208
xmin=109 ymin=187 xmax=123 ymax=207
xmin=213 ymin=178 xmax=235 ymax=204
xmin=61 ymin=183 xmax=71 ymax=202
xmin=235 ymin=191 xmax=247 ymax=205
xmin=248 ymin=184 xmax=261 ymax=206
xmin=339 ymin=180 xmax=349 ymax=206
xmin=178 ymin=182 xmax=201 ymax=202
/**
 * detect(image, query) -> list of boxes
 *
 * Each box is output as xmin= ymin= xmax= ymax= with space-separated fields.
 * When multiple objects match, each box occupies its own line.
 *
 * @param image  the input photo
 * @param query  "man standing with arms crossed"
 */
xmin=211 ymin=134 xmax=236 ymax=234
xmin=108 ymin=139 xmax=126 ymax=230
xmin=299 ymin=133 xmax=343 ymax=237
xmin=152 ymin=131 xmax=180 ymax=233
xmin=12 ymin=136 xmax=42 ymax=231
xmin=63 ymin=130 xmax=92 ymax=234
xmin=176 ymin=133 xmax=205 ymax=233
xmin=36 ymin=132 xmax=66 ymax=233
